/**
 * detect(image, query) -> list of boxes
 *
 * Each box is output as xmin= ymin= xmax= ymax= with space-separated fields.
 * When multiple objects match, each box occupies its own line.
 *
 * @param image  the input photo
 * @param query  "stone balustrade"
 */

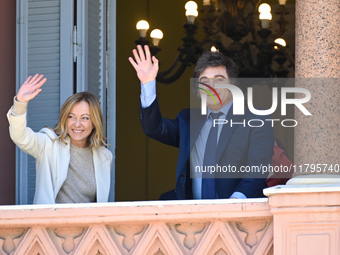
xmin=0 ymin=199 xmax=273 ymax=255
xmin=1 ymin=184 xmax=340 ymax=255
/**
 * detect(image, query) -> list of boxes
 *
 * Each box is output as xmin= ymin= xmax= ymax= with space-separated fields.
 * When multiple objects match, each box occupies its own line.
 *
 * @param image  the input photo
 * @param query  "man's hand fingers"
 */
xmin=144 ymin=45 xmax=151 ymax=61
xmin=152 ymin=56 xmax=159 ymax=70
xmin=137 ymin=45 xmax=146 ymax=62
xmin=128 ymin=57 xmax=138 ymax=70
xmin=132 ymin=49 xmax=141 ymax=64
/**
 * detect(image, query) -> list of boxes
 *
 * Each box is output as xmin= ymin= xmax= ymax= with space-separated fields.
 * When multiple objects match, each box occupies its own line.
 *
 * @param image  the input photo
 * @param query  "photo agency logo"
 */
xmin=198 ymin=81 xmax=312 ymax=128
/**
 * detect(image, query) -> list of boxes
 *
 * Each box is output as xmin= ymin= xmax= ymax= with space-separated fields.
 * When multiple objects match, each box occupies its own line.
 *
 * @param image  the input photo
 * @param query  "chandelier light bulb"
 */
xmin=150 ymin=29 xmax=163 ymax=39
xmin=136 ymin=20 xmax=149 ymax=30
xmin=211 ymin=46 xmax=218 ymax=52
xmin=185 ymin=9 xmax=199 ymax=24
xmin=136 ymin=20 xmax=150 ymax=38
xmin=132 ymin=0 xmax=292 ymax=82
xmin=259 ymin=12 xmax=272 ymax=29
xmin=259 ymin=12 xmax=272 ymax=20
xmin=185 ymin=1 xmax=198 ymax=11
xmin=275 ymin=38 xmax=287 ymax=47
xmin=258 ymin=3 xmax=271 ymax=13
xmin=150 ymin=29 xmax=164 ymax=46
xmin=186 ymin=9 xmax=199 ymax=17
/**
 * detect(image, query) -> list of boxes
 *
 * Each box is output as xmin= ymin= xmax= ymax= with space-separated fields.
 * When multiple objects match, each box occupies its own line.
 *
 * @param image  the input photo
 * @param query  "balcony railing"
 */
xmin=0 ymin=184 xmax=339 ymax=255
xmin=0 ymin=199 xmax=272 ymax=255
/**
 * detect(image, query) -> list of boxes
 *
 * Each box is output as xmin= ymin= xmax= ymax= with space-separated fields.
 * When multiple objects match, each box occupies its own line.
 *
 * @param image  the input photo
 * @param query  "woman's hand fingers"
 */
xmin=24 ymin=75 xmax=32 ymax=84
xmin=34 ymin=77 xmax=47 ymax=90
xmin=17 ymin=74 xmax=47 ymax=103
xmin=27 ymin=73 xmax=40 ymax=84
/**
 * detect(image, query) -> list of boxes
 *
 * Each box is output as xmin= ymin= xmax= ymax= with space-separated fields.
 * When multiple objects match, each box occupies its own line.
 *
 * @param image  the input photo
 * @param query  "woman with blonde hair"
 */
xmin=7 ymin=74 xmax=113 ymax=204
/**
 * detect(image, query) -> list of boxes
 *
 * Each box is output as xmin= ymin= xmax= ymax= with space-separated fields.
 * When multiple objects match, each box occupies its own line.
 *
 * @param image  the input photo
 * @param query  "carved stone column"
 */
xmin=289 ymin=0 xmax=340 ymax=184
xmin=264 ymin=185 xmax=340 ymax=255
xmin=265 ymin=2 xmax=340 ymax=253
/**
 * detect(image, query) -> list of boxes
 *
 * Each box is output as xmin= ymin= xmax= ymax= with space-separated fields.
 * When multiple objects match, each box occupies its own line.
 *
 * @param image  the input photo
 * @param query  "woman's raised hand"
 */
xmin=16 ymin=74 xmax=47 ymax=103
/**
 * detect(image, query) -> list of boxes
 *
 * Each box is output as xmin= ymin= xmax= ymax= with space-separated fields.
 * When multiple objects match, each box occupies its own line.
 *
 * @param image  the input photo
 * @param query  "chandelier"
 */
xmin=135 ymin=0 xmax=294 ymax=83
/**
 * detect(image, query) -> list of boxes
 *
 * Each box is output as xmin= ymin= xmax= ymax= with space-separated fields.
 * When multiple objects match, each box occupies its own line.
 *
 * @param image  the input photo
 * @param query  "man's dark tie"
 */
xmin=202 ymin=112 xmax=223 ymax=199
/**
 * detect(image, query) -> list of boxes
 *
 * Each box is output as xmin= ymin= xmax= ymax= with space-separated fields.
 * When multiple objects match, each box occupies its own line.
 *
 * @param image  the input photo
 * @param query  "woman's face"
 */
xmin=67 ymin=101 xmax=94 ymax=148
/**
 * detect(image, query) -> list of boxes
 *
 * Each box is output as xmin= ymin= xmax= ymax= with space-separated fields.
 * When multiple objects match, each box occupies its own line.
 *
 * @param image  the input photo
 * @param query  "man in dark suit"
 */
xmin=129 ymin=45 xmax=274 ymax=200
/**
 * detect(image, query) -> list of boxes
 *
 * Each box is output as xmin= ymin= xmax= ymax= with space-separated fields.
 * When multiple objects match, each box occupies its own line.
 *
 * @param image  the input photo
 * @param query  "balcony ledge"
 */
xmin=1 ymin=188 xmax=340 ymax=255
xmin=0 ymin=199 xmax=273 ymax=255
xmin=0 ymin=198 xmax=271 ymax=226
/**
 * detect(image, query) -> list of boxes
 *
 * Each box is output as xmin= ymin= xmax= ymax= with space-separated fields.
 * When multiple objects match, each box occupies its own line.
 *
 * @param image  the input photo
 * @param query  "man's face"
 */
xmin=198 ymin=66 xmax=232 ymax=111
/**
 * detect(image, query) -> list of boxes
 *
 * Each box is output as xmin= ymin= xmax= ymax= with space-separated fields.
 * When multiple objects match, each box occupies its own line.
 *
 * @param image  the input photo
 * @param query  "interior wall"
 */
xmin=0 ymin=0 xmax=16 ymax=205
xmin=115 ymin=0 xmax=195 ymax=201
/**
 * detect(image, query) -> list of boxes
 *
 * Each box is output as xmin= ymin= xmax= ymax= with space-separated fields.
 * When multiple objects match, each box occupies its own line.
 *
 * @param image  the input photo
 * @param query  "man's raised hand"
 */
xmin=128 ymin=45 xmax=159 ymax=85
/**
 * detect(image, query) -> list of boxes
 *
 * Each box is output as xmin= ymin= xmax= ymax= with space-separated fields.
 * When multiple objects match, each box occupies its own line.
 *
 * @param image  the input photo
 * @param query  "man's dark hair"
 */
xmin=192 ymin=51 xmax=239 ymax=94
xmin=193 ymin=51 xmax=239 ymax=79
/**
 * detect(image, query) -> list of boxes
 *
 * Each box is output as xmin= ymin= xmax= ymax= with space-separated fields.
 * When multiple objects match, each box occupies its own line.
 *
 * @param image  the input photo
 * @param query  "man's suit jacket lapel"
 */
xmin=189 ymin=108 xmax=206 ymax=151
xmin=177 ymin=108 xmax=205 ymax=200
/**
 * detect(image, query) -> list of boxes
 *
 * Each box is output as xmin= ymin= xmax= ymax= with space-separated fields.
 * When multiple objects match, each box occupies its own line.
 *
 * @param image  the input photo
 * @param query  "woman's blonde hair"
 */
xmin=51 ymin=92 xmax=107 ymax=148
